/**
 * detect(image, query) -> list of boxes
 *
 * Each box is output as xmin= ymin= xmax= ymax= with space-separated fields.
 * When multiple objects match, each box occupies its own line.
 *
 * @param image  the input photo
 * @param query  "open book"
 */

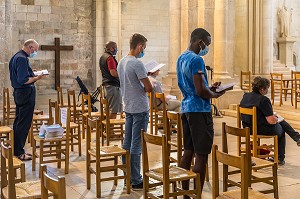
xmin=145 ymin=60 xmax=165 ymax=73
xmin=274 ymin=112 xmax=284 ymax=123
xmin=34 ymin=69 xmax=49 ymax=76
xmin=216 ymin=82 xmax=236 ymax=93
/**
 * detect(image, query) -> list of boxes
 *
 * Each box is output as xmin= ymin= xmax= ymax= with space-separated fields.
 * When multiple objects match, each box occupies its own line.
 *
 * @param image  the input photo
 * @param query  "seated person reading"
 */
xmin=240 ymin=76 xmax=300 ymax=166
xmin=148 ymin=69 xmax=181 ymax=112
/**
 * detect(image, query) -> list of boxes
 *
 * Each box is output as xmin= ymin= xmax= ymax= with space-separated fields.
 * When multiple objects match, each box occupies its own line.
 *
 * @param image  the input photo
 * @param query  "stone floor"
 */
xmin=18 ymin=112 xmax=300 ymax=199
xmin=2 ymin=92 xmax=300 ymax=199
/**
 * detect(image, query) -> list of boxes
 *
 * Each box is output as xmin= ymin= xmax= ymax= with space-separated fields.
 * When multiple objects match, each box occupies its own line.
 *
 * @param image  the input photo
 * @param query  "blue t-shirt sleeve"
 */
xmin=191 ymin=57 xmax=205 ymax=75
xmin=135 ymin=61 xmax=147 ymax=80
xmin=16 ymin=57 xmax=30 ymax=85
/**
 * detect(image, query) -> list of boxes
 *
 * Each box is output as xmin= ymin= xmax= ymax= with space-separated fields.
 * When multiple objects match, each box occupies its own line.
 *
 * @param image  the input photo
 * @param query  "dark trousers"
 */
xmin=13 ymin=86 xmax=36 ymax=156
xmin=262 ymin=120 xmax=300 ymax=161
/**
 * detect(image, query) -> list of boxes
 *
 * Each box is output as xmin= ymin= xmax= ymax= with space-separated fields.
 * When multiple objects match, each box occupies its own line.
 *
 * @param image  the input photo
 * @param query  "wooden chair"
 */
xmin=237 ymin=105 xmax=278 ymax=163
xmin=212 ymin=144 xmax=273 ymax=199
xmin=293 ymin=72 xmax=300 ymax=109
xmin=81 ymin=93 xmax=101 ymax=141
xmin=100 ymin=97 xmax=124 ymax=146
xmin=32 ymin=105 xmax=70 ymax=174
xmin=2 ymin=88 xmax=16 ymax=125
xmin=86 ymin=117 xmax=130 ymax=198
xmin=270 ymin=73 xmax=293 ymax=106
xmin=57 ymin=87 xmax=68 ymax=107
xmin=154 ymin=92 xmax=167 ymax=135
xmin=0 ymin=125 xmax=25 ymax=183
xmin=142 ymin=130 xmax=201 ymax=199
xmin=29 ymin=99 xmax=52 ymax=145
xmin=222 ymin=122 xmax=279 ymax=198
xmin=1 ymin=141 xmax=53 ymax=199
xmin=240 ymin=71 xmax=251 ymax=92
xmin=40 ymin=164 xmax=66 ymax=199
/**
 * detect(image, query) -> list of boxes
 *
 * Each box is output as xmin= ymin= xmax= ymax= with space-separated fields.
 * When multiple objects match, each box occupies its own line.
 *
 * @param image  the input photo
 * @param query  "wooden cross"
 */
xmin=41 ymin=38 xmax=73 ymax=89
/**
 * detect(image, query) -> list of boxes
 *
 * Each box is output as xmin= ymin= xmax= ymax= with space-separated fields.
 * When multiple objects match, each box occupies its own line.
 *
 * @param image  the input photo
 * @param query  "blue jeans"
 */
xmin=122 ymin=111 xmax=149 ymax=186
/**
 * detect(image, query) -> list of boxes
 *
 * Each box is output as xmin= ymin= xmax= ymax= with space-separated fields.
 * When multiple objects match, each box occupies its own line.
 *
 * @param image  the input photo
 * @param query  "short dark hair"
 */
xmin=252 ymin=76 xmax=270 ymax=93
xmin=104 ymin=41 xmax=116 ymax=52
xmin=190 ymin=28 xmax=211 ymax=43
xmin=130 ymin=33 xmax=147 ymax=49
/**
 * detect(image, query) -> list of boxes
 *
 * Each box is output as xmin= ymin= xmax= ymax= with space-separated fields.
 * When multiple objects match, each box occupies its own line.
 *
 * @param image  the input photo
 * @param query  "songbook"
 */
xmin=216 ymin=82 xmax=236 ymax=93
xmin=145 ymin=60 xmax=165 ymax=73
xmin=34 ymin=69 xmax=49 ymax=76
xmin=274 ymin=112 xmax=284 ymax=123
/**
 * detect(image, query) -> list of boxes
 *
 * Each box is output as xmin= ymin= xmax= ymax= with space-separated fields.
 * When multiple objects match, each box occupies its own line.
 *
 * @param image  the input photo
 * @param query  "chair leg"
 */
xmin=65 ymin=139 xmax=69 ymax=174
xmin=273 ymin=164 xmax=279 ymax=199
xmin=57 ymin=141 xmax=62 ymax=169
xmin=126 ymin=151 xmax=131 ymax=194
xmin=39 ymin=140 xmax=44 ymax=178
xmin=32 ymin=139 xmax=36 ymax=171
xmin=195 ymin=173 xmax=201 ymax=199
xmin=114 ymin=156 xmax=118 ymax=185
xmin=78 ymin=126 xmax=82 ymax=156
xmin=205 ymin=163 xmax=209 ymax=182
xmin=96 ymin=158 xmax=101 ymax=198
xmin=86 ymin=153 xmax=91 ymax=189
xmin=20 ymin=163 xmax=26 ymax=182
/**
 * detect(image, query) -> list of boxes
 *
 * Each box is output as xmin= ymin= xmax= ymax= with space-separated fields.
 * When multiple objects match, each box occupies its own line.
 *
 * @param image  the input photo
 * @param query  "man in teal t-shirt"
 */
xmin=177 ymin=28 xmax=227 ymax=197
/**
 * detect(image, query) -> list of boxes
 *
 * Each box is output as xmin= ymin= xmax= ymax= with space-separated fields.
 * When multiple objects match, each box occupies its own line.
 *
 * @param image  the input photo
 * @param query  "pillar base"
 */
xmin=162 ymin=72 xmax=182 ymax=100
xmin=277 ymin=36 xmax=296 ymax=67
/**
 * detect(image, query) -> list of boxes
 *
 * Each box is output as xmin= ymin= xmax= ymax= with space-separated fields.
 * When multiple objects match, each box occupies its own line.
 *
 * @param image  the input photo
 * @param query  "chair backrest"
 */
xmin=49 ymin=99 xmax=59 ymax=125
xmin=147 ymin=92 xmax=154 ymax=134
xmin=212 ymin=144 xmax=249 ymax=199
xmin=81 ymin=93 xmax=92 ymax=117
xmin=293 ymin=72 xmax=300 ymax=90
xmin=270 ymin=73 xmax=283 ymax=88
xmin=3 ymin=88 xmax=11 ymax=125
xmin=100 ymin=97 xmax=110 ymax=124
xmin=240 ymin=71 xmax=251 ymax=92
xmin=142 ymin=130 xmax=169 ymax=179
xmin=237 ymin=105 xmax=260 ymax=157
xmin=222 ymin=122 xmax=252 ymax=182
xmin=166 ymin=111 xmax=183 ymax=165
xmin=154 ymin=92 xmax=167 ymax=133
xmin=57 ymin=87 xmax=65 ymax=107
xmin=1 ymin=141 xmax=17 ymax=199
xmin=86 ymin=118 xmax=101 ymax=157
xmin=41 ymin=164 xmax=66 ymax=199
xmin=67 ymin=90 xmax=77 ymax=122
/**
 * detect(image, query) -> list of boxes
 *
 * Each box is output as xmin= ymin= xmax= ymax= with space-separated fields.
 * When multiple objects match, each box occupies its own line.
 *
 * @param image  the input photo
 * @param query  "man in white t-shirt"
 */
xmin=117 ymin=33 xmax=152 ymax=190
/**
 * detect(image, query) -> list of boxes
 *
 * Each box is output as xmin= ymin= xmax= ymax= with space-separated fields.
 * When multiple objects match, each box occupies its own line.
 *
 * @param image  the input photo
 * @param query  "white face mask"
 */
xmin=198 ymin=45 xmax=209 ymax=57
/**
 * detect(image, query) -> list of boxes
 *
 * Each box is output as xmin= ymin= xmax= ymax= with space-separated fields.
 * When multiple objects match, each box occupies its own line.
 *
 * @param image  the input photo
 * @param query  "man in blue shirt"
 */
xmin=9 ymin=39 xmax=44 ymax=160
xmin=177 ymin=28 xmax=226 ymax=197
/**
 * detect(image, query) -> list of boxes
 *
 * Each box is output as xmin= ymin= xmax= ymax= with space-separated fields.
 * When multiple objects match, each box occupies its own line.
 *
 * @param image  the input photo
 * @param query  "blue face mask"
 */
xmin=138 ymin=50 xmax=145 ymax=58
xmin=198 ymin=45 xmax=209 ymax=57
xmin=30 ymin=51 xmax=38 ymax=58
xmin=113 ymin=48 xmax=118 ymax=56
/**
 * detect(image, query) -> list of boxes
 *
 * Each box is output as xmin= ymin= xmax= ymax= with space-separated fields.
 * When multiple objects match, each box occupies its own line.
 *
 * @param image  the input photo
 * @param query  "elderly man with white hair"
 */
xmin=9 ymin=39 xmax=45 ymax=161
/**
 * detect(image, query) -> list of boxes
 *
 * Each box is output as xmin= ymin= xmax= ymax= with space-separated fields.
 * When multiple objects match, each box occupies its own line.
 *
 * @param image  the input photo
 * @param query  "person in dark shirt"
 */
xmin=240 ymin=76 xmax=300 ymax=165
xmin=99 ymin=41 xmax=122 ymax=119
xmin=9 ymin=39 xmax=45 ymax=160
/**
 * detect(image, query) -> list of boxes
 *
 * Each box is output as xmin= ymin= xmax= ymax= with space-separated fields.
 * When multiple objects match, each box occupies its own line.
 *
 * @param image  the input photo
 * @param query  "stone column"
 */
xmin=261 ymin=0 xmax=273 ymax=74
xmin=213 ymin=0 xmax=231 ymax=80
xmin=162 ymin=0 xmax=181 ymax=98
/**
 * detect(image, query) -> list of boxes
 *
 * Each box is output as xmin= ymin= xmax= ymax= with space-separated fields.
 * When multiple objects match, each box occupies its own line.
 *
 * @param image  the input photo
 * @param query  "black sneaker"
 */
xmin=131 ymin=182 xmax=143 ymax=191
xmin=132 ymin=181 xmax=156 ymax=191
xmin=297 ymin=139 xmax=300 ymax=147
xmin=268 ymin=157 xmax=285 ymax=166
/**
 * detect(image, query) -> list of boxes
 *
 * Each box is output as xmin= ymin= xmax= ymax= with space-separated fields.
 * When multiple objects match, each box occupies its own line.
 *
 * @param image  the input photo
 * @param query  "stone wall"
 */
xmin=120 ymin=0 xmax=169 ymax=80
xmin=11 ymin=0 xmax=94 ymax=93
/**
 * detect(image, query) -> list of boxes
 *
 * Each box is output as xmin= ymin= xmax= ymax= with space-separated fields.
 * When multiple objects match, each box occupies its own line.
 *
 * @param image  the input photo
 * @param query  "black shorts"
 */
xmin=181 ymin=112 xmax=214 ymax=155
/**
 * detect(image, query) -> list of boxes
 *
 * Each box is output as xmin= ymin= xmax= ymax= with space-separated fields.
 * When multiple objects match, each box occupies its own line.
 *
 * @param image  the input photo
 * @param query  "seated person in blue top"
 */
xmin=148 ymin=67 xmax=181 ymax=112
xmin=240 ymin=76 xmax=300 ymax=166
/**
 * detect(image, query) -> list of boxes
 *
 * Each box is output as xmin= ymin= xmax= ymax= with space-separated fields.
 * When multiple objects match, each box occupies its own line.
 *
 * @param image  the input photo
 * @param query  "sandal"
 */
xmin=17 ymin=153 xmax=32 ymax=161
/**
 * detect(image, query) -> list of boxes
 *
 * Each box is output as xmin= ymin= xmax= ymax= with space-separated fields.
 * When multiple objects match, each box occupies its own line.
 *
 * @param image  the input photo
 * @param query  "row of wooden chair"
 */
xmin=1 ymin=140 xmax=66 ymax=199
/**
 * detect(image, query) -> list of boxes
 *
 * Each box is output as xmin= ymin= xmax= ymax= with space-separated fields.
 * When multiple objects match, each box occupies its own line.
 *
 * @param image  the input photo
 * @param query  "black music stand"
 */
xmin=206 ymin=66 xmax=222 ymax=117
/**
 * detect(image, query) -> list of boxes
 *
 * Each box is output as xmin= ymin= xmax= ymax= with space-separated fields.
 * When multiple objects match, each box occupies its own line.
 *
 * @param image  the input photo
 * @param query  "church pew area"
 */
xmin=1 ymin=93 xmax=300 ymax=199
